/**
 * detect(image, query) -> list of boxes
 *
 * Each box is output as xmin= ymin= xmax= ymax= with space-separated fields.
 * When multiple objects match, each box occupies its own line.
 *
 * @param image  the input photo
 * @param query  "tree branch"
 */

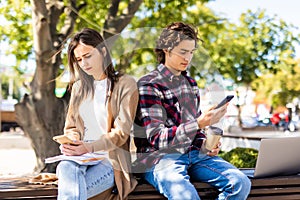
xmin=108 ymin=0 xmax=121 ymax=17
xmin=104 ymin=0 xmax=143 ymax=39
xmin=47 ymin=0 xmax=65 ymax=40
xmin=59 ymin=1 xmax=87 ymax=42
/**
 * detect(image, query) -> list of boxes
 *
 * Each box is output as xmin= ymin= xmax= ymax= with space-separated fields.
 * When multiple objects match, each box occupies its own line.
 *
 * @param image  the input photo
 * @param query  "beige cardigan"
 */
xmin=64 ymin=74 xmax=138 ymax=200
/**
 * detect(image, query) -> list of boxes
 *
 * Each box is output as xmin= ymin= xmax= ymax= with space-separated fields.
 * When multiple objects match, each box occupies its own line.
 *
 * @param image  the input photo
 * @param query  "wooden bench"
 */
xmin=2 ymin=174 xmax=300 ymax=199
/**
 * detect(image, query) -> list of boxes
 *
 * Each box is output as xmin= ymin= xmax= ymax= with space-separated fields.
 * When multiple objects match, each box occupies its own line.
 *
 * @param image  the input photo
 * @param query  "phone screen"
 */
xmin=215 ymin=95 xmax=234 ymax=109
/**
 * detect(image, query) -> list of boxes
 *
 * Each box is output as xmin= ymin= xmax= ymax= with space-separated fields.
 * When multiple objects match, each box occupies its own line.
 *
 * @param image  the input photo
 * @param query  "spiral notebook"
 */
xmin=241 ymin=137 xmax=300 ymax=178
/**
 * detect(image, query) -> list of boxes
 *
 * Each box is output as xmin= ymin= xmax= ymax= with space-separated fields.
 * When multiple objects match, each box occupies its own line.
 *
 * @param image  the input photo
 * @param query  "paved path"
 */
xmin=0 ymin=131 xmax=36 ymax=177
xmin=222 ymin=127 xmax=300 ymax=151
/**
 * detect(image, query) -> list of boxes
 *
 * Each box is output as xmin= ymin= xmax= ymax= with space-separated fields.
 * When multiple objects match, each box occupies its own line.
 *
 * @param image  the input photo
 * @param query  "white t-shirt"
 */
xmin=79 ymin=79 xmax=107 ymax=141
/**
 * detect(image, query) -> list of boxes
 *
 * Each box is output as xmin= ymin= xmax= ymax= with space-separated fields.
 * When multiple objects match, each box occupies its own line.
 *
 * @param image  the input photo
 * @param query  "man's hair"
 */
xmin=155 ymin=22 xmax=200 ymax=64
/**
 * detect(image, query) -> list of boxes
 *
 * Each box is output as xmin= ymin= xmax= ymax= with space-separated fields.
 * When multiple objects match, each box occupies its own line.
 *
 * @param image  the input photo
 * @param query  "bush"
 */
xmin=219 ymin=147 xmax=258 ymax=168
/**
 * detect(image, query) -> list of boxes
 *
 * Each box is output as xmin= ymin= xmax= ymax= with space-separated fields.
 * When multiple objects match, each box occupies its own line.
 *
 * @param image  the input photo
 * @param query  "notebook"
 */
xmin=241 ymin=136 xmax=300 ymax=178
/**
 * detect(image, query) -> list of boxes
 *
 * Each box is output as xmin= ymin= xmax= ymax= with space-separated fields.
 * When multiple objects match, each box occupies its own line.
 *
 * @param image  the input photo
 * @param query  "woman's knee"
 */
xmin=56 ymin=161 xmax=78 ymax=176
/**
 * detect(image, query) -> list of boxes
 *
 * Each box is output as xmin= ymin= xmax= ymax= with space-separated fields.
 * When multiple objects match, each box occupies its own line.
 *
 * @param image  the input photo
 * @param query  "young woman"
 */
xmin=56 ymin=28 xmax=138 ymax=200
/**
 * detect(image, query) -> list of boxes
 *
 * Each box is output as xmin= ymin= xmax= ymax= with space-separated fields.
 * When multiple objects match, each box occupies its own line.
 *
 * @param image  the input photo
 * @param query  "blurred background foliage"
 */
xmin=0 ymin=0 xmax=300 ymax=107
xmin=219 ymin=147 xmax=259 ymax=168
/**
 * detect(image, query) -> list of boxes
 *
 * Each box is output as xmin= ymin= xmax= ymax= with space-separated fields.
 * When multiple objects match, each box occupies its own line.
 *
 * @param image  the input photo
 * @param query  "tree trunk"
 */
xmin=15 ymin=95 xmax=66 ymax=172
xmin=15 ymin=0 xmax=69 ymax=173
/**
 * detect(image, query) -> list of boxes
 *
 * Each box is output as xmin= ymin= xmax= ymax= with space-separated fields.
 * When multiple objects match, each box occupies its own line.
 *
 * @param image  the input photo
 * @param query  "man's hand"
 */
xmin=207 ymin=142 xmax=221 ymax=157
xmin=197 ymin=104 xmax=228 ymax=129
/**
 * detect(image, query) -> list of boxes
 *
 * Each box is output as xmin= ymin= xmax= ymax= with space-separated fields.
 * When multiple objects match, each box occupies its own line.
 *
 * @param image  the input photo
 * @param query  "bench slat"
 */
xmin=250 ymin=186 xmax=300 ymax=195
xmin=248 ymin=194 xmax=300 ymax=200
xmin=2 ymin=174 xmax=300 ymax=199
xmin=251 ymin=176 xmax=300 ymax=186
xmin=128 ymin=194 xmax=165 ymax=200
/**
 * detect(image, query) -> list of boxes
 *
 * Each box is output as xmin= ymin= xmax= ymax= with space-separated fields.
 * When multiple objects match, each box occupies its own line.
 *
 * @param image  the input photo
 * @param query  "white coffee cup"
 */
xmin=204 ymin=126 xmax=223 ymax=151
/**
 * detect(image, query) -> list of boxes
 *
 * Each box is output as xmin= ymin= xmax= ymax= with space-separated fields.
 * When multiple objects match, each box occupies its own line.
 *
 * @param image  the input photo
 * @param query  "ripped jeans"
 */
xmin=56 ymin=159 xmax=114 ymax=200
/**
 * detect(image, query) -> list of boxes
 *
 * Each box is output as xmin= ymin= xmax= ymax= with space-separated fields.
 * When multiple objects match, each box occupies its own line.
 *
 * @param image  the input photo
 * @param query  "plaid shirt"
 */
xmin=133 ymin=64 xmax=206 ymax=170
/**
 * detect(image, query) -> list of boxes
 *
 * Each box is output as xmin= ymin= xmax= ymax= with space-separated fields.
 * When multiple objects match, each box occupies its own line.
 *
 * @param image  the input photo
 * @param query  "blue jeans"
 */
xmin=144 ymin=150 xmax=251 ymax=200
xmin=56 ymin=159 xmax=114 ymax=200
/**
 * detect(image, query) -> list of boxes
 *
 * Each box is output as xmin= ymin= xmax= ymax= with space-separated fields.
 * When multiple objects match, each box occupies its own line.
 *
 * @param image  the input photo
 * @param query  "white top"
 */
xmin=79 ymin=79 xmax=108 ymax=141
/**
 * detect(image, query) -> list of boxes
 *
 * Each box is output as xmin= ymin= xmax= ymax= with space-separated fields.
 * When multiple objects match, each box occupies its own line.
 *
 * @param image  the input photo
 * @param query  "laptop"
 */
xmin=241 ymin=136 xmax=300 ymax=178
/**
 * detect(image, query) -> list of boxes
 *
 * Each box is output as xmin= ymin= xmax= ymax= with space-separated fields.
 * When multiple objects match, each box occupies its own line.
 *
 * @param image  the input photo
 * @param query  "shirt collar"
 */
xmin=157 ymin=64 xmax=188 ymax=82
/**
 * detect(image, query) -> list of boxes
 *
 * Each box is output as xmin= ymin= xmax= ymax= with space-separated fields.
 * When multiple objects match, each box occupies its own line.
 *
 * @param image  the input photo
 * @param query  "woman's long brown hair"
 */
xmin=67 ymin=28 xmax=122 ymax=118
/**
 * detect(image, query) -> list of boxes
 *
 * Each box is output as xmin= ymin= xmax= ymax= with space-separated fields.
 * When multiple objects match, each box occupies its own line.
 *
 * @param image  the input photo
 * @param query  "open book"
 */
xmin=45 ymin=152 xmax=107 ymax=165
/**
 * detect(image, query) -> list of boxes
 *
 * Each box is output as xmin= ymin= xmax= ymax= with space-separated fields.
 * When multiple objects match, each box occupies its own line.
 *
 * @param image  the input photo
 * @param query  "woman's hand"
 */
xmin=60 ymin=140 xmax=91 ymax=156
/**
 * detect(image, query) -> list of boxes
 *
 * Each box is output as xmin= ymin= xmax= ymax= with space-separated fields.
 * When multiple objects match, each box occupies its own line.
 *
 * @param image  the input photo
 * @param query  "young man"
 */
xmin=134 ymin=22 xmax=251 ymax=200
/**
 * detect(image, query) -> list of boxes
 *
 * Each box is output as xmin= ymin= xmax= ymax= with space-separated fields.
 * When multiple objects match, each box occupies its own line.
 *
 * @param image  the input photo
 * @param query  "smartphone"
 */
xmin=53 ymin=135 xmax=77 ymax=145
xmin=215 ymin=95 xmax=234 ymax=109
